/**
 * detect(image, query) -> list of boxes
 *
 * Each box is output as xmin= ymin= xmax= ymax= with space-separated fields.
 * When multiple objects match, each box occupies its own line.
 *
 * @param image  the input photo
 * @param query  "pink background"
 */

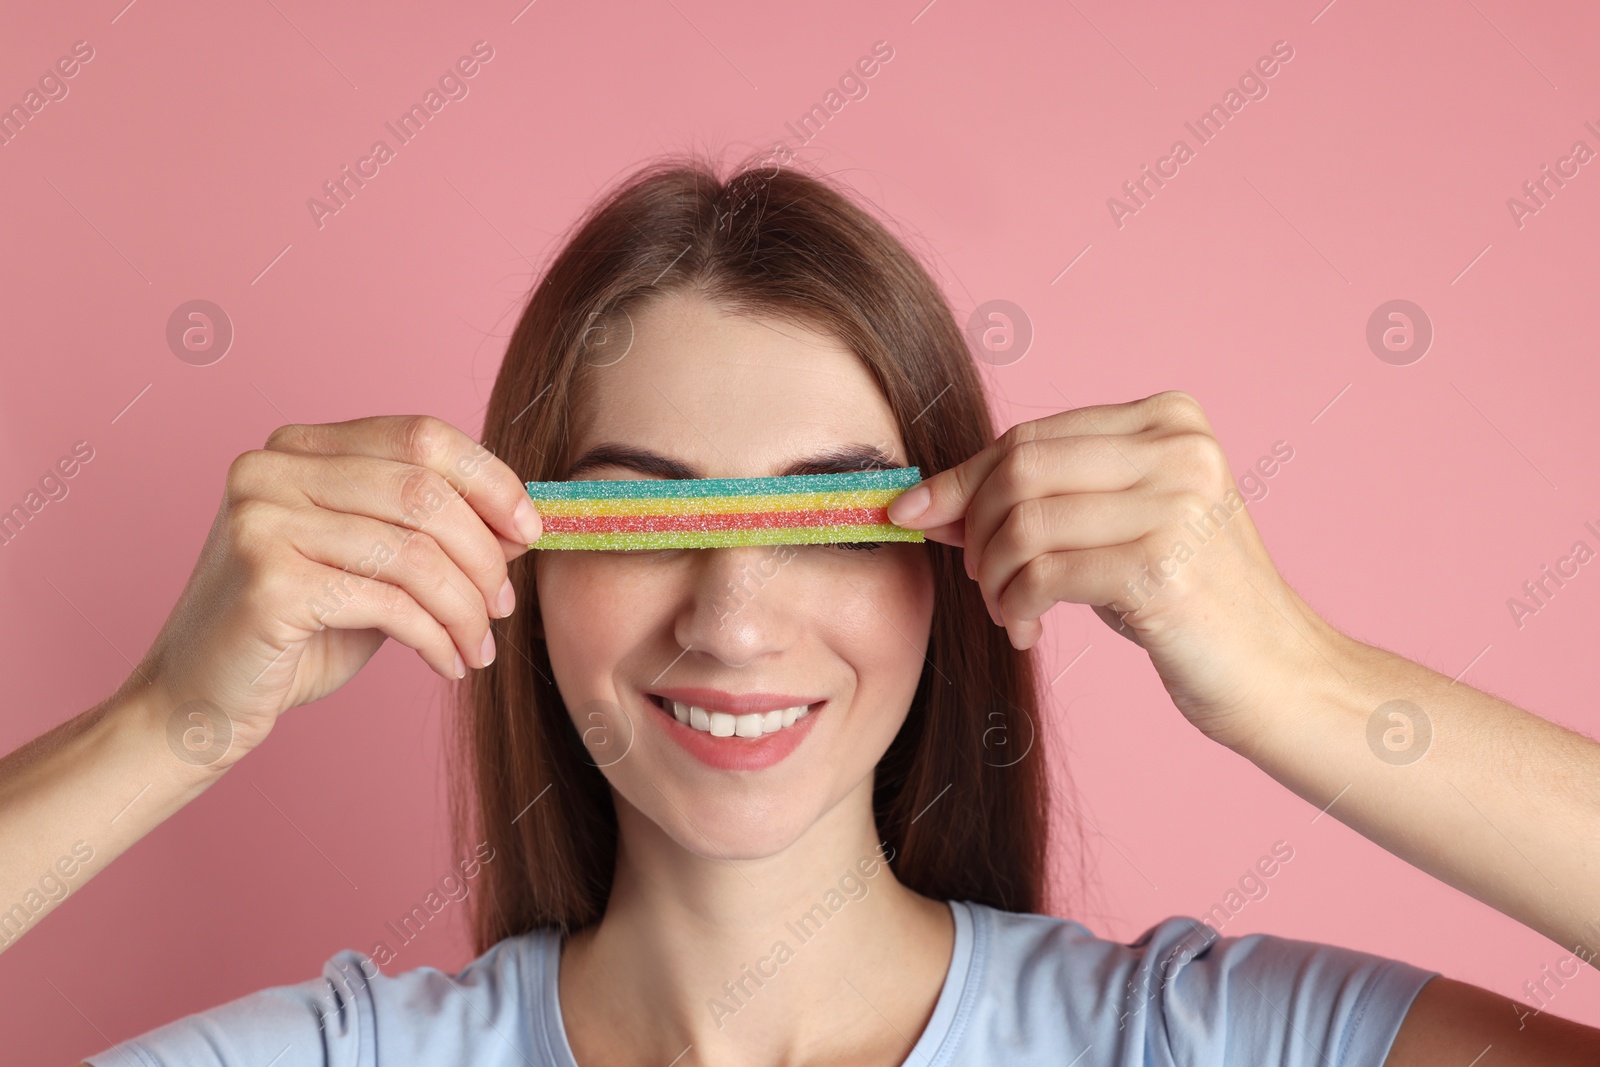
xmin=5 ymin=0 xmax=1599 ymax=1061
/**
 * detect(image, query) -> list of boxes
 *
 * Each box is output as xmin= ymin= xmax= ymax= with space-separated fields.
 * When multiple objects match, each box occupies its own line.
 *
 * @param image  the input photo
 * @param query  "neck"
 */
xmin=558 ymin=779 xmax=954 ymax=1066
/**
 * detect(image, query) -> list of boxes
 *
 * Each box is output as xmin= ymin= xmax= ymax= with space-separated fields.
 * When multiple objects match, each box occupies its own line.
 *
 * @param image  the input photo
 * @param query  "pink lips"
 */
xmin=642 ymin=688 xmax=825 ymax=771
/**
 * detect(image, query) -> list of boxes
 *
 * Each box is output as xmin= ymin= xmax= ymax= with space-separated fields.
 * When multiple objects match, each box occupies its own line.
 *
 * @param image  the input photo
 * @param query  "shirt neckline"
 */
xmin=534 ymin=899 xmax=980 ymax=1067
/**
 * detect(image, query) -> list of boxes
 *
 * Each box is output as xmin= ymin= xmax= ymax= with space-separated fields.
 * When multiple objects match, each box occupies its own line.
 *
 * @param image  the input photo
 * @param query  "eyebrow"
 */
xmin=560 ymin=442 xmax=900 ymax=481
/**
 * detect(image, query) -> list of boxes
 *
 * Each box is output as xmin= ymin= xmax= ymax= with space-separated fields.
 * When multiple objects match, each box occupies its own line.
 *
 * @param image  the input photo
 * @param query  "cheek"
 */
xmin=535 ymin=555 xmax=665 ymax=768
xmin=830 ymin=553 xmax=932 ymax=643
xmin=535 ymin=555 xmax=649 ymax=681
xmin=813 ymin=546 xmax=935 ymax=711
xmin=875 ymin=545 xmax=936 ymax=632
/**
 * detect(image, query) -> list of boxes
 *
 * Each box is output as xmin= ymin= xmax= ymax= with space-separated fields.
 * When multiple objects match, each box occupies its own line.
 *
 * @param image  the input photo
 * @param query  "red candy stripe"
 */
xmin=541 ymin=505 xmax=891 ymax=534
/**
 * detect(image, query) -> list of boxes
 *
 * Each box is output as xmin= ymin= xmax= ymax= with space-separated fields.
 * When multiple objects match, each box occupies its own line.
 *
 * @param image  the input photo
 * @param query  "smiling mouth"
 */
xmin=644 ymin=693 xmax=822 ymax=739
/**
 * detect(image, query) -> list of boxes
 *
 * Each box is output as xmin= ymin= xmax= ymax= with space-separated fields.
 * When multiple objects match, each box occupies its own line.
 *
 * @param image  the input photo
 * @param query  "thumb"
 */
xmin=886 ymin=445 xmax=1003 ymax=534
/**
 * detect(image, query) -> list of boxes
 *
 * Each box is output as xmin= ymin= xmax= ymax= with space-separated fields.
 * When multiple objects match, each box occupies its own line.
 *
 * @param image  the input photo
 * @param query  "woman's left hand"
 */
xmin=887 ymin=392 xmax=1600 ymax=977
xmin=886 ymin=389 xmax=1344 ymax=752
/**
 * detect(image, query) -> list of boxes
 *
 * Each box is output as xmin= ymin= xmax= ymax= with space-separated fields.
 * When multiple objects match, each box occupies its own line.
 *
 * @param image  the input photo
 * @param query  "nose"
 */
xmin=673 ymin=543 xmax=800 ymax=667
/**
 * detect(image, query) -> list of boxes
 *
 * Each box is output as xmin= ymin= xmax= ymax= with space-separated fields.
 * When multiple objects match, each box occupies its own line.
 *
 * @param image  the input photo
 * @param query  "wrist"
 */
xmin=101 ymin=675 xmax=247 ymax=788
xmin=1225 ymin=594 xmax=1367 ymax=767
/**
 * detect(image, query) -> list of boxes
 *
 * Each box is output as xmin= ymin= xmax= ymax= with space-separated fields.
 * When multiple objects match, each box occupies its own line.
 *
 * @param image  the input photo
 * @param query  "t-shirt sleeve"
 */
xmin=1116 ymin=915 xmax=1440 ymax=1067
xmin=80 ymin=942 xmax=531 ymax=1067
xmin=81 ymin=952 xmax=379 ymax=1067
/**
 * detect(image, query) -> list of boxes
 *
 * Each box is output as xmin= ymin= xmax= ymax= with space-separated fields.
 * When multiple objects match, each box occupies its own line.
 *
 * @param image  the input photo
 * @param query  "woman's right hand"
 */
xmin=131 ymin=414 xmax=543 ymax=768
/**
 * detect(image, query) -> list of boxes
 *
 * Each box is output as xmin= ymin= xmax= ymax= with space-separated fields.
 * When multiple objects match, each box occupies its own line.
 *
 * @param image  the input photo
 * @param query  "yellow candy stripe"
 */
xmin=531 ymin=487 xmax=902 ymax=517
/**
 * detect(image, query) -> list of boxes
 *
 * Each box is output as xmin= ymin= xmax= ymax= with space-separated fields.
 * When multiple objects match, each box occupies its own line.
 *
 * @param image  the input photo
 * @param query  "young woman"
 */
xmin=6 ymin=158 xmax=1598 ymax=1066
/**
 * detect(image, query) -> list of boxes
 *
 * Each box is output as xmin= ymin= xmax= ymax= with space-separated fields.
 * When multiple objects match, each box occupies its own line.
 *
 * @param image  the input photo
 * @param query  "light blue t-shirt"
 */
xmin=85 ymin=900 xmax=1437 ymax=1066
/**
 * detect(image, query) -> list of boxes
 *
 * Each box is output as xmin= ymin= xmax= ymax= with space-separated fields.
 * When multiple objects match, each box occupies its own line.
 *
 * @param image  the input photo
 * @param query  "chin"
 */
xmin=662 ymin=794 xmax=826 ymax=862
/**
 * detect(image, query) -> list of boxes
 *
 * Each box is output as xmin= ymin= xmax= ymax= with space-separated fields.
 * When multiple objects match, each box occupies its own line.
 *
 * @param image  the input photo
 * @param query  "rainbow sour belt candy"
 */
xmin=523 ymin=467 xmax=927 ymax=550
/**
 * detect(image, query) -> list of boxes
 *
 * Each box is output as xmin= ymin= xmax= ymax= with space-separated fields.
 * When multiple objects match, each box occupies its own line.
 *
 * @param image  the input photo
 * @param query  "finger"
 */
xmin=283 ymin=556 xmax=468 ymax=681
xmin=263 ymin=415 xmax=544 ymax=549
xmin=247 ymin=450 xmax=515 ymax=624
xmin=887 ymin=394 xmax=1173 ymax=533
xmin=280 ymin=503 xmax=499 ymax=669
xmin=960 ymin=433 xmax=1157 ymax=601
xmin=914 ymin=517 xmax=966 ymax=548
xmin=1043 ymin=389 xmax=1214 ymax=439
xmin=995 ymin=542 xmax=1152 ymax=650
xmin=976 ymin=490 xmax=1160 ymax=629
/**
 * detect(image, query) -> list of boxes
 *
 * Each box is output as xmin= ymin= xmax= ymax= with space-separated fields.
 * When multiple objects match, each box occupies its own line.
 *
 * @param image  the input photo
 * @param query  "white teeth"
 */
xmin=666 ymin=699 xmax=814 ymax=738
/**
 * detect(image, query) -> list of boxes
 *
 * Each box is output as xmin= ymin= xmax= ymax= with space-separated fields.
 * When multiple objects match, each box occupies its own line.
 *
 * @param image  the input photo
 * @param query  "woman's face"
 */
xmin=534 ymin=290 xmax=936 ymax=861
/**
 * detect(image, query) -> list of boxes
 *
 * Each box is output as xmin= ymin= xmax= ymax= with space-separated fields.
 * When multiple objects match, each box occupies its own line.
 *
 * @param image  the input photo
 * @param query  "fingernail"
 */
xmin=965 ymin=551 xmax=976 ymax=580
xmin=514 ymin=498 xmax=543 ymax=544
xmin=887 ymin=485 xmax=930 ymax=526
xmin=453 ymin=651 xmax=466 ymax=679
xmin=986 ymin=599 xmax=1001 ymax=626
xmin=479 ymin=629 xmax=496 ymax=667
xmin=496 ymin=577 xmax=516 ymax=617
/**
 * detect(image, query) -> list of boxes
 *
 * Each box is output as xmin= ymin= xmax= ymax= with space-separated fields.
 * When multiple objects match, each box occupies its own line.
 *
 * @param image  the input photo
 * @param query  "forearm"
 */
xmin=0 ymin=678 xmax=227 ymax=952
xmin=1238 ymin=602 xmax=1600 ymax=960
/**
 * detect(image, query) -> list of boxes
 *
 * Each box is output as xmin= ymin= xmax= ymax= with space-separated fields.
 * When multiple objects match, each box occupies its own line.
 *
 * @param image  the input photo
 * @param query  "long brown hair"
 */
xmin=455 ymin=153 xmax=1075 ymax=952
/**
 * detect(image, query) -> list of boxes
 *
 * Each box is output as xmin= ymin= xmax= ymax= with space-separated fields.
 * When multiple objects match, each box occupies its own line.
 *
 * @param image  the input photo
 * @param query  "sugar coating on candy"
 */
xmin=533 ymin=488 xmax=901 ymax=516
xmin=527 ymin=467 xmax=921 ymax=499
xmin=534 ymin=525 xmax=925 ymax=551
xmin=523 ymin=467 xmax=927 ymax=550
